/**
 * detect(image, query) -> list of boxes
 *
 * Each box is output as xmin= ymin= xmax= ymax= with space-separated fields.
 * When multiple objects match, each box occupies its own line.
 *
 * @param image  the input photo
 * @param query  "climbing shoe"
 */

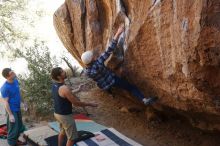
xmin=142 ymin=97 xmax=158 ymax=106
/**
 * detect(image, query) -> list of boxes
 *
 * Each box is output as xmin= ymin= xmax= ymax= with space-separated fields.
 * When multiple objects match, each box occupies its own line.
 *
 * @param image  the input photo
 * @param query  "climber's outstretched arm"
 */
xmin=97 ymin=25 xmax=125 ymax=64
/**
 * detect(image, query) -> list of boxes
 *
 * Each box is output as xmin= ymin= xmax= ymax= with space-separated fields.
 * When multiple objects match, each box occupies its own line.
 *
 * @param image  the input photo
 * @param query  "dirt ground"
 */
xmin=75 ymin=87 xmax=220 ymax=146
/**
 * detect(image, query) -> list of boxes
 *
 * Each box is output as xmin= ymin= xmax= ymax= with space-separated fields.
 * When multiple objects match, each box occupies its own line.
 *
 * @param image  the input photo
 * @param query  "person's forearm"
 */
xmin=72 ymin=101 xmax=91 ymax=107
xmin=72 ymin=89 xmax=80 ymax=94
xmin=72 ymin=88 xmax=81 ymax=94
xmin=4 ymin=102 xmax=13 ymax=116
xmin=113 ymin=32 xmax=121 ymax=41
xmin=113 ymin=25 xmax=124 ymax=41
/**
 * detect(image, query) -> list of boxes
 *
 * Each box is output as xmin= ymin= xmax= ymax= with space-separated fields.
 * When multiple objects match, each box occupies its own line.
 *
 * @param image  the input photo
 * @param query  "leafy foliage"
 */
xmin=0 ymin=0 xmax=44 ymax=57
xmin=0 ymin=0 xmax=28 ymax=53
xmin=15 ymin=40 xmax=59 ymax=115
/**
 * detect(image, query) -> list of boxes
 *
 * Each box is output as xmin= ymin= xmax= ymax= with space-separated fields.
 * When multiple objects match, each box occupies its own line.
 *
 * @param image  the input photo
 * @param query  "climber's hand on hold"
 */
xmin=114 ymin=24 xmax=125 ymax=41
xmin=116 ymin=24 xmax=125 ymax=35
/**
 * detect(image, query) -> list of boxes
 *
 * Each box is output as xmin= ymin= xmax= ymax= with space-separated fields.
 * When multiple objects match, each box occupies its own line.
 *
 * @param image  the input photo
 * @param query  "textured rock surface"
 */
xmin=54 ymin=0 xmax=220 ymax=130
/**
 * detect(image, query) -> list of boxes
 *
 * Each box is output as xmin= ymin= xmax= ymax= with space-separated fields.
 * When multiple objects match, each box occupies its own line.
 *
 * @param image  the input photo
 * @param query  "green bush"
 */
xmin=16 ymin=40 xmax=59 ymax=115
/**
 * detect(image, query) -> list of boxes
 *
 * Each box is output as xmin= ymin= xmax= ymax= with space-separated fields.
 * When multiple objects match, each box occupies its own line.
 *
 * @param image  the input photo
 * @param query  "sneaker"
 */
xmin=142 ymin=97 xmax=158 ymax=105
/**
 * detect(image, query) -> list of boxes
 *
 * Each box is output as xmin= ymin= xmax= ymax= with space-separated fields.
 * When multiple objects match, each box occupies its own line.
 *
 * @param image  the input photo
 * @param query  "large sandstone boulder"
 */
xmin=53 ymin=0 xmax=220 ymax=130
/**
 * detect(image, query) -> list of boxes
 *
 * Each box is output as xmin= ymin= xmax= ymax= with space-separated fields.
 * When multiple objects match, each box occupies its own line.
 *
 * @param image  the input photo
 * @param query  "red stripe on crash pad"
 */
xmin=0 ymin=125 xmax=7 ymax=136
xmin=73 ymin=114 xmax=91 ymax=120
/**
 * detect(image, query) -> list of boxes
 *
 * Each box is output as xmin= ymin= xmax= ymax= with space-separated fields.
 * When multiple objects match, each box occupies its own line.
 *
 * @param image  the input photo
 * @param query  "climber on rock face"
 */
xmin=81 ymin=25 xmax=158 ymax=106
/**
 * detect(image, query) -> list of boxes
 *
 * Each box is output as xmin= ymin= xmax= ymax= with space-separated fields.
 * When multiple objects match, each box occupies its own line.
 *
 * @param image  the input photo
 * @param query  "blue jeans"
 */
xmin=111 ymin=76 xmax=145 ymax=101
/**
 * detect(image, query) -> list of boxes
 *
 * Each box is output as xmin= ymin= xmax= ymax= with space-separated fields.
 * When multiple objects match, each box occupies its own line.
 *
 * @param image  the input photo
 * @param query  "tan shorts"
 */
xmin=54 ymin=113 xmax=78 ymax=140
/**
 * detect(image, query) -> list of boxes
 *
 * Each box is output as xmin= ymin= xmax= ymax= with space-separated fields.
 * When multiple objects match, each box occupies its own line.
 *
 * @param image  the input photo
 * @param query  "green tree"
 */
xmin=15 ymin=40 xmax=59 ymax=115
xmin=0 ymin=0 xmax=28 ymax=54
xmin=0 ymin=0 xmax=44 ymax=57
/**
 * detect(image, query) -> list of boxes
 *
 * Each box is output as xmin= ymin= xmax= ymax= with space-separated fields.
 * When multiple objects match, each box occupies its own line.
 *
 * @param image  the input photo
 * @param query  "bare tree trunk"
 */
xmin=62 ymin=57 xmax=75 ymax=76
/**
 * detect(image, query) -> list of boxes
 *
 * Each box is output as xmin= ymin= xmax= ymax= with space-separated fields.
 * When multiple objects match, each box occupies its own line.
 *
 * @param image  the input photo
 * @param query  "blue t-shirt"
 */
xmin=1 ymin=79 xmax=21 ymax=112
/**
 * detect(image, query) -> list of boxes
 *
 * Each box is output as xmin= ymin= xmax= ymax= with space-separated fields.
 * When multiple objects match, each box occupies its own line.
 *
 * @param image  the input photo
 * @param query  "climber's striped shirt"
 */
xmin=84 ymin=39 xmax=117 ymax=90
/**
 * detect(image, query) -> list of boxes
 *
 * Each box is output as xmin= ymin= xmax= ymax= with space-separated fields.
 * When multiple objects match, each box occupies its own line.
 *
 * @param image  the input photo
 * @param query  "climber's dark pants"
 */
xmin=111 ymin=75 xmax=145 ymax=101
